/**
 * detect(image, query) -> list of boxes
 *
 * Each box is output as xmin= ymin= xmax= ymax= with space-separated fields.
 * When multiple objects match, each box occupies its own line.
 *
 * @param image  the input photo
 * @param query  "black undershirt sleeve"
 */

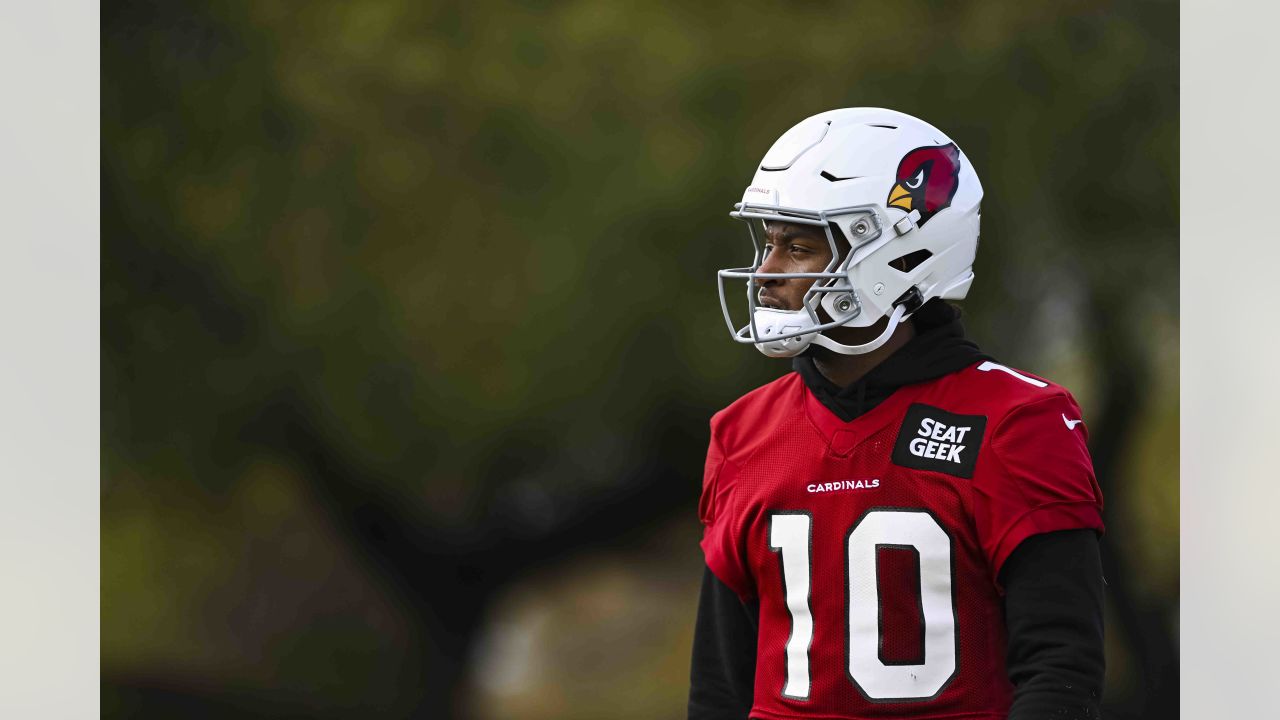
xmin=1000 ymin=529 xmax=1106 ymax=720
xmin=688 ymin=565 xmax=758 ymax=720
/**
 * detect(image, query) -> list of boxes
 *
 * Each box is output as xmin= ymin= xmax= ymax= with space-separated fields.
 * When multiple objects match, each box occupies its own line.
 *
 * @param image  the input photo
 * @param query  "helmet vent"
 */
xmin=820 ymin=170 xmax=862 ymax=182
xmin=867 ymin=124 xmax=898 ymax=129
xmin=888 ymin=249 xmax=933 ymax=273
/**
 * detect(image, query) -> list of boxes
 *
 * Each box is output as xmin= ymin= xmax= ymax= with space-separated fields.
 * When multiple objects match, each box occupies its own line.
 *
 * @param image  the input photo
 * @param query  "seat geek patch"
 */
xmin=891 ymin=403 xmax=987 ymax=479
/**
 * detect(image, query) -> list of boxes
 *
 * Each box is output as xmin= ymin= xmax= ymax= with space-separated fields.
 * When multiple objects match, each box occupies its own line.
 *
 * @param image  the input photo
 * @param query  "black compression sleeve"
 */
xmin=1000 ymin=529 xmax=1105 ymax=720
xmin=688 ymin=565 xmax=758 ymax=720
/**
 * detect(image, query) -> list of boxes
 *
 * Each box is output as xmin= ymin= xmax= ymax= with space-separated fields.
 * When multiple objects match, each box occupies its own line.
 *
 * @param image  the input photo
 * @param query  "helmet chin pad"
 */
xmin=747 ymin=307 xmax=817 ymax=357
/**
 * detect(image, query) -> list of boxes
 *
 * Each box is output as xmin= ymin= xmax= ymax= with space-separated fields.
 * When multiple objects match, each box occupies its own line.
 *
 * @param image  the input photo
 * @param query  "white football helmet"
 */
xmin=718 ymin=108 xmax=983 ymax=357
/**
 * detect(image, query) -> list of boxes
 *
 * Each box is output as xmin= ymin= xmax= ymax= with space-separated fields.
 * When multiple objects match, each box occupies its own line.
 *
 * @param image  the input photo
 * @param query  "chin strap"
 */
xmin=809 ymin=304 xmax=909 ymax=356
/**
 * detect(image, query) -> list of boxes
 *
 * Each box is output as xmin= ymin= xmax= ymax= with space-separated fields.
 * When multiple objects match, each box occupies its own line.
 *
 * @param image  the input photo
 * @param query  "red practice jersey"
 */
xmin=698 ymin=360 xmax=1104 ymax=720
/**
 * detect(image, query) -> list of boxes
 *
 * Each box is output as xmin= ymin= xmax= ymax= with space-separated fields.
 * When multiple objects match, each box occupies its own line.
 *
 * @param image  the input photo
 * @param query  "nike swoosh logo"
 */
xmin=1062 ymin=413 xmax=1083 ymax=430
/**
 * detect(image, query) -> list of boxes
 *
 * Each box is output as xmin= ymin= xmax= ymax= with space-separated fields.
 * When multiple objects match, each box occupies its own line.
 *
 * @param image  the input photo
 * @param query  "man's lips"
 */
xmin=756 ymin=290 xmax=791 ymax=311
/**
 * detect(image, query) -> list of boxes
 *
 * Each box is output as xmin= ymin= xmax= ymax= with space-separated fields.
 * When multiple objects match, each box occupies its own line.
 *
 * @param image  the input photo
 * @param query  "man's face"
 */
xmin=756 ymin=221 xmax=835 ymax=311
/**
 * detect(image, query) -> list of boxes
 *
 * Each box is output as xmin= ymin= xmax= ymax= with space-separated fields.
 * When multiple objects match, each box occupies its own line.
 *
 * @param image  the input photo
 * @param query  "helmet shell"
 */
xmin=735 ymin=108 xmax=983 ymax=333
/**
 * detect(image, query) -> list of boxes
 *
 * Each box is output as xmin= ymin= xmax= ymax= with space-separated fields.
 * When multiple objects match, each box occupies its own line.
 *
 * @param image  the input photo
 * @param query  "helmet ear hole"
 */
xmin=888 ymin=249 xmax=933 ymax=273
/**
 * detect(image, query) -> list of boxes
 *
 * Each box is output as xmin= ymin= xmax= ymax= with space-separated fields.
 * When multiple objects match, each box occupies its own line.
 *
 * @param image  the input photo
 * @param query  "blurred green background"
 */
xmin=102 ymin=1 xmax=1177 ymax=718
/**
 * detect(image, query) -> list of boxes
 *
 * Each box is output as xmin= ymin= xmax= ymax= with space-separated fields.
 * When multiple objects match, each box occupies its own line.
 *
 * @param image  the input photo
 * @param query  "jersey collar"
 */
xmin=802 ymin=378 xmax=927 ymax=457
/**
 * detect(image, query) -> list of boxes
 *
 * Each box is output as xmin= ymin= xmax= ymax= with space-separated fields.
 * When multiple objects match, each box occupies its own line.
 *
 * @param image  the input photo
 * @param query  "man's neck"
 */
xmin=811 ymin=318 xmax=917 ymax=388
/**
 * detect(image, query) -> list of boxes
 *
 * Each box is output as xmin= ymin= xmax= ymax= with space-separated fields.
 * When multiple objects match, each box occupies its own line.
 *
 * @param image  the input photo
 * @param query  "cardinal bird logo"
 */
xmin=886 ymin=143 xmax=962 ymax=227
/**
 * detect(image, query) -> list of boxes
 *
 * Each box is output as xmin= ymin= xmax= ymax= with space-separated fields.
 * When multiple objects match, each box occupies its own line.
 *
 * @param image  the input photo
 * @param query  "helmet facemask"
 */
xmin=718 ymin=203 xmax=887 ymax=357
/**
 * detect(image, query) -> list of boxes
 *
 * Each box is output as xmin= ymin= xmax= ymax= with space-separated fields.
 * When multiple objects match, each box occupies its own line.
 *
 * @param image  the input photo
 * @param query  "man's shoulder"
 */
xmin=917 ymin=361 xmax=1094 ymax=469
xmin=927 ymin=360 xmax=1080 ymax=418
xmin=709 ymin=371 xmax=805 ymax=446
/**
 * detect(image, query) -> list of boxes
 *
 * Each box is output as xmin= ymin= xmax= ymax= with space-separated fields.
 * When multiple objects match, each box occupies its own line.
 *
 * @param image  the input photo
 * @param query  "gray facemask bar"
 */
xmin=718 ymin=202 xmax=885 ymax=345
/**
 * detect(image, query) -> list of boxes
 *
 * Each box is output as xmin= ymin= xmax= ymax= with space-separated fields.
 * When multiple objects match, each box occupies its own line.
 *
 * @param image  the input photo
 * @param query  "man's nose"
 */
xmin=756 ymin=252 xmax=785 ymax=285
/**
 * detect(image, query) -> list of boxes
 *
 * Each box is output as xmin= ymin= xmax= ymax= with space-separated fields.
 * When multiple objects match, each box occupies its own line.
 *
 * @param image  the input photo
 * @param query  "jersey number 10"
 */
xmin=769 ymin=509 xmax=957 ymax=702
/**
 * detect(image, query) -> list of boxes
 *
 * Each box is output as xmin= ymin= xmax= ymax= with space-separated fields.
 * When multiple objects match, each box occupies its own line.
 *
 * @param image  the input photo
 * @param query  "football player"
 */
xmin=689 ymin=108 xmax=1105 ymax=720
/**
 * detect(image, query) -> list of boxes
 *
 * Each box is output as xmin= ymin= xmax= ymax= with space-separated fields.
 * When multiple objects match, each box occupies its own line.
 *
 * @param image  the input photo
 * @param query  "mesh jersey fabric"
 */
xmin=698 ymin=362 xmax=1104 ymax=719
